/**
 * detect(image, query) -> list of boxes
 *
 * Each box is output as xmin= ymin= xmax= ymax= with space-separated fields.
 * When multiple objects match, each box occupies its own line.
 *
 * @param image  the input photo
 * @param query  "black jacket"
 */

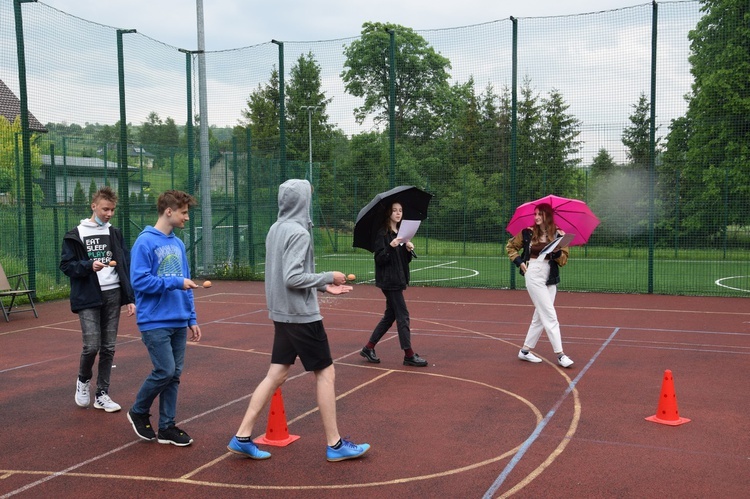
xmin=373 ymin=227 xmax=413 ymax=291
xmin=60 ymin=226 xmax=135 ymax=313
xmin=505 ymin=228 xmax=568 ymax=286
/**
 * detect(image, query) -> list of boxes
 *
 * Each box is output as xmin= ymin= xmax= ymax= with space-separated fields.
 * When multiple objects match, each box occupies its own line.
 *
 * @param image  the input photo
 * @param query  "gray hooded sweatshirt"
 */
xmin=265 ymin=179 xmax=334 ymax=323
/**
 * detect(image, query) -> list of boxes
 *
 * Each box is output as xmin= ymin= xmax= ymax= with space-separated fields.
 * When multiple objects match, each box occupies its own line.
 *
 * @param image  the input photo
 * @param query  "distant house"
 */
xmin=0 ymin=78 xmax=47 ymax=133
xmin=209 ymin=152 xmax=247 ymax=195
xmin=97 ymin=144 xmax=156 ymax=168
xmin=39 ymin=155 xmax=148 ymax=204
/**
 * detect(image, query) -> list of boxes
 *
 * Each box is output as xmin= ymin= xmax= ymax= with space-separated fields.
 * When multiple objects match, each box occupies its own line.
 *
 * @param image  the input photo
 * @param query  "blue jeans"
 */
xmin=78 ymin=288 xmax=121 ymax=394
xmin=132 ymin=327 xmax=187 ymax=430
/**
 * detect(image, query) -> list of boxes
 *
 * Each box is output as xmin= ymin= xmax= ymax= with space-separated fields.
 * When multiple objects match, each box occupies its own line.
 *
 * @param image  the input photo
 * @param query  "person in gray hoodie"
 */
xmin=227 ymin=179 xmax=371 ymax=462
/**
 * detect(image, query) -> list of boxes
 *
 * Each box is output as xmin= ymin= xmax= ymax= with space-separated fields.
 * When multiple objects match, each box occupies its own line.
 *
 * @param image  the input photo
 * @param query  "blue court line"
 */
xmin=483 ymin=327 xmax=620 ymax=499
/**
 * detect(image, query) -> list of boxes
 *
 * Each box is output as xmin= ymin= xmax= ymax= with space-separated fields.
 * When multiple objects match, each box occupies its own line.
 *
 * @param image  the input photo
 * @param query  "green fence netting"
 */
xmin=1 ymin=1 xmax=748 ymax=302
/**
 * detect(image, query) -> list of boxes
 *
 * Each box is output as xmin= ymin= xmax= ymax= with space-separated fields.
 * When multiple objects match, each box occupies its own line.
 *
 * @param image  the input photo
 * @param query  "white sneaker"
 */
xmin=93 ymin=393 xmax=122 ymax=413
xmin=518 ymin=350 xmax=542 ymax=363
xmin=557 ymin=354 xmax=574 ymax=368
xmin=75 ymin=379 xmax=90 ymax=407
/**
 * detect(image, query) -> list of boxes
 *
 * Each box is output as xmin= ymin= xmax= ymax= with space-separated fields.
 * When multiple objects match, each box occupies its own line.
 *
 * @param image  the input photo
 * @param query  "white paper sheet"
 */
xmin=537 ymin=233 xmax=575 ymax=260
xmin=396 ymin=219 xmax=421 ymax=243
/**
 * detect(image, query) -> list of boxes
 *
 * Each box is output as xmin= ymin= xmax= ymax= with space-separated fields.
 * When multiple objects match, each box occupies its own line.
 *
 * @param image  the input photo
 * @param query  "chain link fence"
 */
xmin=1 ymin=1 xmax=748 ymax=302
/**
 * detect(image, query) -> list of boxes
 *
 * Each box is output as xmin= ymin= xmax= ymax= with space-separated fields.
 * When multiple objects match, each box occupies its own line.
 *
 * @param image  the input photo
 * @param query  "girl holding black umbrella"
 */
xmin=360 ymin=202 xmax=428 ymax=367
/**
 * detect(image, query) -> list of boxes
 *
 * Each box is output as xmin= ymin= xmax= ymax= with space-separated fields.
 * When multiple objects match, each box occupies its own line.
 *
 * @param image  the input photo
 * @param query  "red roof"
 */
xmin=0 ymin=78 xmax=47 ymax=133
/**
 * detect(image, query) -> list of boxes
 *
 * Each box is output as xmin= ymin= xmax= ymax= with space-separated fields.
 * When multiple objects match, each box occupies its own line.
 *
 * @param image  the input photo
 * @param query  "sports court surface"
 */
xmin=1 ymin=281 xmax=748 ymax=498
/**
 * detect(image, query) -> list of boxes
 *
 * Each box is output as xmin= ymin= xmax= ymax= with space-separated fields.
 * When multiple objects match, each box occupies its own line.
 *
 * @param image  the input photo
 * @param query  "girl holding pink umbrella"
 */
xmin=506 ymin=202 xmax=575 ymax=368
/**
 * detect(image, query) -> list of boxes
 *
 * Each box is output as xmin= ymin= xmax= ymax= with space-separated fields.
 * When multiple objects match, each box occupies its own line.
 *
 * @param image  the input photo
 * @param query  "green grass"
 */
xmin=3 ymin=208 xmax=749 ymax=302
xmin=313 ymin=231 xmax=750 ymax=297
xmin=314 ymin=253 xmax=750 ymax=297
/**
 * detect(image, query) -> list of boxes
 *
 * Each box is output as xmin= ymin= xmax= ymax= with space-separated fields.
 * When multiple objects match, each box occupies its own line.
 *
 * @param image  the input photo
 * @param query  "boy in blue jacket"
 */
xmin=127 ymin=190 xmax=202 ymax=447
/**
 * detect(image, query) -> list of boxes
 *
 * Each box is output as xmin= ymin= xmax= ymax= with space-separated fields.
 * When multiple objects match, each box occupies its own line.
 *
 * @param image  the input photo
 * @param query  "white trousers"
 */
xmin=523 ymin=259 xmax=563 ymax=353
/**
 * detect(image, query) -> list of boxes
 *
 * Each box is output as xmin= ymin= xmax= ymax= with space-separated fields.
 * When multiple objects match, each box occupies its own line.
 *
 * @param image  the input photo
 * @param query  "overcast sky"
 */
xmin=4 ymin=1 xmax=696 ymax=164
xmin=41 ymin=0 xmax=650 ymax=50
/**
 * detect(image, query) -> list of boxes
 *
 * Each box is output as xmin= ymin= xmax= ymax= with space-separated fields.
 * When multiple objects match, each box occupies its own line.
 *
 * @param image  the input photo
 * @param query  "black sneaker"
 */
xmin=403 ymin=354 xmax=428 ymax=367
xmin=360 ymin=346 xmax=381 ymax=363
xmin=127 ymin=409 xmax=156 ymax=441
xmin=157 ymin=425 xmax=193 ymax=447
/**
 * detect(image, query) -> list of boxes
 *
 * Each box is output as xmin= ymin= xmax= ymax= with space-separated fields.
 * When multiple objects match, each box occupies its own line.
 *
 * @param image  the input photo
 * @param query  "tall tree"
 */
xmin=447 ymin=78 xmax=481 ymax=170
xmin=515 ymin=76 xmax=543 ymax=202
xmin=161 ymin=117 xmax=180 ymax=150
xmin=588 ymin=147 xmax=626 ymax=242
xmin=622 ymin=92 xmax=660 ymax=169
xmin=538 ymin=89 xmax=582 ymax=196
xmin=341 ymin=22 xmax=451 ymax=139
xmin=139 ymin=111 xmax=163 ymax=148
xmin=656 ymin=115 xmax=691 ymax=241
xmin=676 ymin=0 xmax=750 ymax=237
xmin=614 ymin=92 xmax=659 ymax=240
xmin=238 ymin=68 xmax=280 ymax=156
xmin=139 ymin=112 xmax=179 ymax=168
xmin=95 ymin=123 xmax=121 ymax=150
xmin=477 ymin=83 xmax=511 ymax=178
xmin=0 ymin=116 xmax=42 ymax=203
xmin=285 ymin=52 xmax=333 ymax=164
xmin=73 ymin=181 xmax=86 ymax=206
xmin=590 ymin=148 xmax=617 ymax=178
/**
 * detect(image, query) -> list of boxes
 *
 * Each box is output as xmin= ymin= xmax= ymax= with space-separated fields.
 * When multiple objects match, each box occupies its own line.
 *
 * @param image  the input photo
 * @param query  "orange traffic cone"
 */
xmin=645 ymin=369 xmax=691 ymax=426
xmin=254 ymin=388 xmax=301 ymax=446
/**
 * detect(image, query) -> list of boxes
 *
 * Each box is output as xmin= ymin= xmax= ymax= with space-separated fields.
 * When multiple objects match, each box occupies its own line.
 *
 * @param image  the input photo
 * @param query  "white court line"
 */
xmin=410 ymin=260 xmax=480 ymax=283
xmin=483 ymin=328 xmax=621 ymax=499
xmin=0 ymin=337 xmax=142 ymax=374
xmin=0 ymin=309 xmax=266 ymax=375
xmin=0 ymin=341 xmax=366 ymax=497
xmin=0 ymin=441 xmax=140 ymax=498
xmin=715 ymin=275 xmax=750 ymax=293
xmin=324 ymin=253 xmax=750 ymax=293
xmin=320 ymin=256 xmax=483 ymax=284
xmin=408 ymin=260 xmax=457 ymax=273
xmin=359 ymin=260 xmax=478 ymax=284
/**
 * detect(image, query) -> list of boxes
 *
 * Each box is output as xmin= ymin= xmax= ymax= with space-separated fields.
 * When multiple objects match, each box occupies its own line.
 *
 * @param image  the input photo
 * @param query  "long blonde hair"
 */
xmin=531 ymin=203 xmax=557 ymax=243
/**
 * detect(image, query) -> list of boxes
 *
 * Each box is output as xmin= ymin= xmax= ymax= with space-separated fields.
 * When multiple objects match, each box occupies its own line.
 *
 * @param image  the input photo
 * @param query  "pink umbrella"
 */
xmin=506 ymin=194 xmax=600 ymax=246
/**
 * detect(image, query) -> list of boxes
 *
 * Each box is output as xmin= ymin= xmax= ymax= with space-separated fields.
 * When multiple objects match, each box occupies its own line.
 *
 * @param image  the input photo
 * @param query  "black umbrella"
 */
xmin=353 ymin=185 xmax=433 ymax=253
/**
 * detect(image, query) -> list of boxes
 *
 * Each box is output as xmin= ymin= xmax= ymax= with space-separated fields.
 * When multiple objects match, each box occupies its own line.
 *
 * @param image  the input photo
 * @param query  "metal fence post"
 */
xmin=272 ymin=40 xmax=286 ymax=181
xmin=180 ymin=48 xmax=197 ymax=275
xmin=116 ymin=28 xmax=136 ymax=244
xmin=509 ymin=16 xmax=518 ymax=290
xmin=388 ymin=29 xmax=396 ymax=189
xmin=647 ymin=1 xmax=658 ymax=293
xmin=13 ymin=0 xmax=37 ymax=295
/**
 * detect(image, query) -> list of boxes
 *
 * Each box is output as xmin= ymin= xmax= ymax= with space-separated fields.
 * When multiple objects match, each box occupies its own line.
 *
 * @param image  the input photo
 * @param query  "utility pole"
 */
xmin=300 ymin=105 xmax=319 ymax=245
xmin=299 ymin=105 xmax=320 ymax=185
xmin=196 ymin=0 xmax=212 ymax=272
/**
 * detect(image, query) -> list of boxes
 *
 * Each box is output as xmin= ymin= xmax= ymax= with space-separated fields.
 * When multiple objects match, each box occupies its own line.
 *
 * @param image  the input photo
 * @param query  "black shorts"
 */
xmin=271 ymin=320 xmax=333 ymax=372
